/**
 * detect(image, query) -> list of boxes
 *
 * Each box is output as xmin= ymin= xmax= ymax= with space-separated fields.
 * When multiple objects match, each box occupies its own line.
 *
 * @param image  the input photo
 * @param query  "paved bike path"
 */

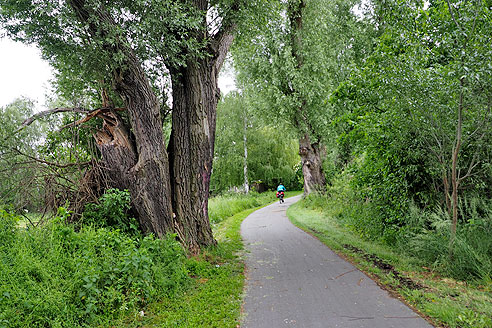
xmin=240 ymin=195 xmax=433 ymax=328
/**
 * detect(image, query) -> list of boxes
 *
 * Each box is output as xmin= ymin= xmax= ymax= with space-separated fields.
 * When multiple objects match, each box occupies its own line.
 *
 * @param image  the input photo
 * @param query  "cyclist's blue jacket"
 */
xmin=277 ymin=185 xmax=286 ymax=192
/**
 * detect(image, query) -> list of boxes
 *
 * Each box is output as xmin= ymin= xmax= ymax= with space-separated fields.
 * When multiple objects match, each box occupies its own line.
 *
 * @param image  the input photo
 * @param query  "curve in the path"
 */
xmin=240 ymin=195 xmax=433 ymax=328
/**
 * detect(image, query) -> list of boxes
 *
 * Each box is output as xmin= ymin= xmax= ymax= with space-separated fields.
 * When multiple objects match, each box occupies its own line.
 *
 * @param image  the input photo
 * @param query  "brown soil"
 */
xmin=342 ymin=244 xmax=424 ymax=291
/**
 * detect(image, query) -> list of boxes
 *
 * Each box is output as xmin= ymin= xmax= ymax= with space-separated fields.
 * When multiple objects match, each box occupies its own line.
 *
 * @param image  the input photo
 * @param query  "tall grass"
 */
xmin=208 ymin=191 xmax=276 ymax=224
xmin=300 ymin=173 xmax=492 ymax=282
xmin=0 ymin=208 xmax=188 ymax=328
xmin=301 ymin=174 xmax=386 ymax=241
xmin=400 ymin=199 xmax=492 ymax=281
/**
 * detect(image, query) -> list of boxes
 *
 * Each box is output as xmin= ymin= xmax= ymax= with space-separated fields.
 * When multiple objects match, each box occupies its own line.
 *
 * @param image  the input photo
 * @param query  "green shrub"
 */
xmin=0 ymin=208 xmax=18 ymax=246
xmin=400 ymin=199 xmax=492 ymax=281
xmin=82 ymin=189 xmax=139 ymax=235
xmin=302 ymin=173 xmax=387 ymax=242
xmin=0 ymin=208 xmax=188 ymax=327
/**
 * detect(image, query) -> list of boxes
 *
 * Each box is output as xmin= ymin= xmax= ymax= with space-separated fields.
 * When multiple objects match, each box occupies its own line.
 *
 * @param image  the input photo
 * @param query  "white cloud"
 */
xmin=0 ymin=38 xmax=53 ymax=110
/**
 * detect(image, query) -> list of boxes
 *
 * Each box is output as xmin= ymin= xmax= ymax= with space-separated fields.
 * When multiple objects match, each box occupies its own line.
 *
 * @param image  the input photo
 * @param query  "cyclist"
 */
xmin=276 ymin=183 xmax=286 ymax=203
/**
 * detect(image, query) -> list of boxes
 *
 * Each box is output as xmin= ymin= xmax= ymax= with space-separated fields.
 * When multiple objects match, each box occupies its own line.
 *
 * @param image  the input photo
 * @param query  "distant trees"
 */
xmin=211 ymin=92 xmax=301 ymax=194
xmin=233 ymin=0 xmax=366 ymax=195
xmin=0 ymin=98 xmax=46 ymax=211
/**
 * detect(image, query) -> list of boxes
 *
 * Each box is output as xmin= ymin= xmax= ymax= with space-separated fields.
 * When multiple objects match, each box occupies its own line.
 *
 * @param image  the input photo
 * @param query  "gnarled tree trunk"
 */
xmin=299 ymin=133 xmax=326 ymax=195
xmin=169 ymin=58 xmax=219 ymax=252
xmin=288 ymin=0 xmax=326 ymax=195
xmin=69 ymin=0 xmax=175 ymax=237
xmin=67 ymin=0 xmax=236 ymax=252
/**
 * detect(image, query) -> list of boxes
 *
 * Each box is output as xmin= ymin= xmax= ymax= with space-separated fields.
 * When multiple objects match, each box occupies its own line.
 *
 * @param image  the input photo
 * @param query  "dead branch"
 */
xmin=7 ymin=106 xmax=126 ymax=141
xmin=12 ymin=107 xmax=90 ymax=136
xmin=58 ymin=107 xmax=125 ymax=131
xmin=19 ymin=212 xmax=38 ymax=228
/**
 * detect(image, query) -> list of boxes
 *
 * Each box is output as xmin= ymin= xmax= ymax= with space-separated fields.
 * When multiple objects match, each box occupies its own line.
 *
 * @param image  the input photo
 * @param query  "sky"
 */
xmin=0 ymin=37 xmax=236 ymax=111
xmin=0 ymin=38 xmax=53 ymax=110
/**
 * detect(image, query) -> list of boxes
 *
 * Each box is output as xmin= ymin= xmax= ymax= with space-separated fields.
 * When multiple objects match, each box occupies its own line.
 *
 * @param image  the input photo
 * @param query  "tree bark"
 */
xmin=288 ymin=0 xmax=326 ymax=195
xmin=442 ymin=173 xmax=452 ymax=215
xmin=299 ymin=133 xmax=326 ymax=195
xmin=113 ymin=63 xmax=174 ymax=237
xmin=169 ymin=57 xmax=218 ymax=252
xmin=165 ymin=0 xmax=236 ymax=252
xmin=450 ymin=77 xmax=464 ymax=253
xmin=68 ymin=0 xmax=237 ymax=252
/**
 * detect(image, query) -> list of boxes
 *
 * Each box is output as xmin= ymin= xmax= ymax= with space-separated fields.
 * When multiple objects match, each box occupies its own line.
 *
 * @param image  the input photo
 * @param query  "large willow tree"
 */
xmin=0 ymin=0 xmax=266 ymax=252
xmin=233 ymin=0 xmax=364 ymax=194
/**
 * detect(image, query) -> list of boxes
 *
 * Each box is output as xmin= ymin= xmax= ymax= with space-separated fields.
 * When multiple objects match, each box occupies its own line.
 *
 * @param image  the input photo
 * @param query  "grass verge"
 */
xmin=287 ymin=202 xmax=492 ymax=328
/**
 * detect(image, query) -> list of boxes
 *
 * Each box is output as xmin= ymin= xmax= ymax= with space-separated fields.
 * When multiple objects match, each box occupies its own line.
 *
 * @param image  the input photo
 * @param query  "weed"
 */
xmin=82 ymin=189 xmax=139 ymax=236
xmin=0 ymin=208 xmax=188 ymax=327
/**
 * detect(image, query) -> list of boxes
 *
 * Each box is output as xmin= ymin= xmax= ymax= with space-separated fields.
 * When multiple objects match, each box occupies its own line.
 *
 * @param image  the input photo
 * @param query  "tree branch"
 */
xmin=446 ymin=0 xmax=464 ymax=34
xmin=459 ymin=151 xmax=480 ymax=182
xmin=58 ymin=107 xmax=125 ymax=131
xmin=10 ymin=107 xmax=90 ymax=138
xmin=211 ymin=1 xmax=240 ymax=72
xmin=10 ymin=147 xmax=92 ymax=169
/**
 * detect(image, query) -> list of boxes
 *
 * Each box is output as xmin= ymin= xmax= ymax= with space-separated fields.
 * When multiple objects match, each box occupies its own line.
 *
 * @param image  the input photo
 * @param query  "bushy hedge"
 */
xmin=0 ymin=208 xmax=188 ymax=328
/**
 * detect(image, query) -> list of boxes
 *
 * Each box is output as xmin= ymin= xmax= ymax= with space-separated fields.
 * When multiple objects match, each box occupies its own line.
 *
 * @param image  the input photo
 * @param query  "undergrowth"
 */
xmin=0 ymin=207 xmax=188 ymax=328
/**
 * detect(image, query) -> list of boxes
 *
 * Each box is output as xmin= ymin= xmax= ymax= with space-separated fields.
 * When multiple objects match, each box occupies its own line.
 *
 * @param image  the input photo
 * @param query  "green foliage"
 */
xmin=301 ymin=172 xmax=386 ymax=241
xmin=0 ymin=208 xmax=19 ymax=246
xmin=0 ymin=0 xmax=271 ymax=109
xmin=83 ymin=189 xmax=139 ymax=235
xmin=329 ymin=0 xmax=492 ymax=245
xmin=299 ymin=168 xmax=492 ymax=281
xmin=400 ymin=198 xmax=492 ymax=281
xmin=0 ymin=209 xmax=188 ymax=328
xmin=302 ymin=170 xmax=492 ymax=280
xmin=233 ymin=0 xmax=362 ymax=134
xmin=0 ymin=98 xmax=46 ymax=211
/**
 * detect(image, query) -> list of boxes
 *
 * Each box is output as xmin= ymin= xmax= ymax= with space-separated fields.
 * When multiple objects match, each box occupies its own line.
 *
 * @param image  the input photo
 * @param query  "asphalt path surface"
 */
xmin=240 ymin=195 xmax=433 ymax=328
